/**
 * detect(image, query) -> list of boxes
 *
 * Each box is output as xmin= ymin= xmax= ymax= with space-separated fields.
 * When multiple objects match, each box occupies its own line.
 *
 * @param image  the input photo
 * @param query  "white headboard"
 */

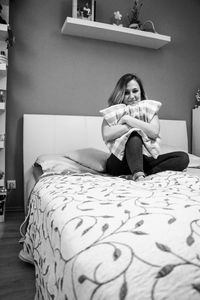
xmin=23 ymin=114 xmax=188 ymax=213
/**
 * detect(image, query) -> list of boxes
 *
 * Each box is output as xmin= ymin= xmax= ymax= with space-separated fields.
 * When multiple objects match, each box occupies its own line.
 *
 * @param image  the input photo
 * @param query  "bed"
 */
xmin=20 ymin=114 xmax=200 ymax=300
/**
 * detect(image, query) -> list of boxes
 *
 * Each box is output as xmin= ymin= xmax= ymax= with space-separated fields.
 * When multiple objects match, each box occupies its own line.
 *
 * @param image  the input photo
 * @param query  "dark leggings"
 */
xmin=106 ymin=132 xmax=189 ymax=176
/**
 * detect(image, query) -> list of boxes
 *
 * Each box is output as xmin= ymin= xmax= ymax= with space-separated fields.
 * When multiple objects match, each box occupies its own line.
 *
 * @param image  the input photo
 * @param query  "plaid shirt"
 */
xmin=100 ymin=100 xmax=162 ymax=161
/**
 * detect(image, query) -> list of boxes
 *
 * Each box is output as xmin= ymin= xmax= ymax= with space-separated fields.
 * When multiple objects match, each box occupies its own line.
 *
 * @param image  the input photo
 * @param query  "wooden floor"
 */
xmin=0 ymin=211 xmax=35 ymax=300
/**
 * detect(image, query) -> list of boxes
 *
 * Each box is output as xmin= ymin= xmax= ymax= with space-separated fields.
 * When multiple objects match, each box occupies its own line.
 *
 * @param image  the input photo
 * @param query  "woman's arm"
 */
xmin=101 ymin=119 xmax=130 ymax=143
xmin=119 ymin=114 xmax=160 ymax=140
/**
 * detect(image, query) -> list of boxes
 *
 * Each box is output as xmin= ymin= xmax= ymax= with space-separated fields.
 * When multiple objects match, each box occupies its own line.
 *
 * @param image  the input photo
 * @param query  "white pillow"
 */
xmin=35 ymin=154 xmax=99 ymax=174
xmin=100 ymin=100 xmax=162 ymax=126
xmin=65 ymin=148 xmax=109 ymax=173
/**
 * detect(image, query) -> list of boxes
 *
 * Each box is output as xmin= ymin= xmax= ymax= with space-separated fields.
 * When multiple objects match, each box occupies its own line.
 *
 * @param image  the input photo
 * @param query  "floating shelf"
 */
xmin=0 ymin=24 xmax=8 ymax=41
xmin=0 ymin=178 xmax=4 ymax=187
xmin=0 ymin=141 xmax=4 ymax=149
xmin=0 ymin=64 xmax=7 ymax=76
xmin=61 ymin=17 xmax=171 ymax=49
xmin=0 ymin=103 xmax=5 ymax=111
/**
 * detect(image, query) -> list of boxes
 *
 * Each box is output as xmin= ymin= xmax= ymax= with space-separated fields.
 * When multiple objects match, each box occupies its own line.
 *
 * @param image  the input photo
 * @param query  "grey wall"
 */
xmin=6 ymin=0 xmax=200 ymax=210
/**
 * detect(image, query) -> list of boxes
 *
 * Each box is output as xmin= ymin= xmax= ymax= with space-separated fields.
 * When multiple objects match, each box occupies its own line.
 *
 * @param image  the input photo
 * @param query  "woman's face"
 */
xmin=123 ymin=79 xmax=141 ymax=105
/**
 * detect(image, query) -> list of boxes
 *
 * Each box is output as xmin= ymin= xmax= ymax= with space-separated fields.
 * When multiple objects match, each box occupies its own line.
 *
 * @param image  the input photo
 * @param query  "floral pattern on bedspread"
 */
xmin=20 ymin=171 xmax=200 ymax=300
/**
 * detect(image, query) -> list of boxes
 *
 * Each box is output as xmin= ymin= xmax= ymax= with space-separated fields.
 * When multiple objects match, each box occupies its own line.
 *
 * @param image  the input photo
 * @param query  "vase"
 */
xmin=113 ymin=20 xmax=123 ymax=27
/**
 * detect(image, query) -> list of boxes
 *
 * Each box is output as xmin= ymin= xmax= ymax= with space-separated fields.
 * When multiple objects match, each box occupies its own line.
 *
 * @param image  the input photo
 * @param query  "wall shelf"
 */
xmin=0 ymin=178 xmax=4 ymax=187
xmin=0 ymin=64 xmax=7 ymax=76
xmin=0 ymin=141 xmax=4 ymax=149
xmin=0 ymin=103 xmax=5 ymax=111
xmin=0 ymin=24 xmax=8 ymax=40
xmin=61 ymin=17 xmax=171 ymax=49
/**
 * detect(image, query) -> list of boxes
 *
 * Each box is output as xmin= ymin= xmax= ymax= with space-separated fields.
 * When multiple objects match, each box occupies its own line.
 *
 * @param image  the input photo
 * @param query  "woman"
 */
xmin=101 ymin=73 xmax=189 ymax=181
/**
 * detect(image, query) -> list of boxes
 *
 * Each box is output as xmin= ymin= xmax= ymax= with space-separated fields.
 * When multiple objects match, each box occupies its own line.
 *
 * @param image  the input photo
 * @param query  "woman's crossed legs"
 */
xmin=106 ymin=132 xmax=189 ymax=180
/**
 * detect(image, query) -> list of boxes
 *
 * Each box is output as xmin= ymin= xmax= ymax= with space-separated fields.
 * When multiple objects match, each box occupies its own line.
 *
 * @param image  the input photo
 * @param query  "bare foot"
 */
xmin=132 ymin=171 xmax=145 ymax=181
xmin=135 ymin=175 xmax=145 ymax=182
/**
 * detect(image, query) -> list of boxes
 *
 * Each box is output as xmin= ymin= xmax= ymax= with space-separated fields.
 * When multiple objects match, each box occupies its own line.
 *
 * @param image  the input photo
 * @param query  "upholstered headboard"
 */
xmin=23 ymin=114 xmax=188 ymax=213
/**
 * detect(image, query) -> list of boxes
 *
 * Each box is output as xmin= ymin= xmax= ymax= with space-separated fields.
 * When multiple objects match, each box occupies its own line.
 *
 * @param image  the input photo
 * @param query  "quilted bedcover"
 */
xmin=20 ymin=170 xmax=200 ymax=300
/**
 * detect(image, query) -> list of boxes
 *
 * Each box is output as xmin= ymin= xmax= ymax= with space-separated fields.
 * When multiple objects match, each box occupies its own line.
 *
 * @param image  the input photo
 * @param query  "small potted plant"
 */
xmin=127 ymin=0 xmax=143 ymax=29
xmin=113 ymin=11 xmax=123 ymax=27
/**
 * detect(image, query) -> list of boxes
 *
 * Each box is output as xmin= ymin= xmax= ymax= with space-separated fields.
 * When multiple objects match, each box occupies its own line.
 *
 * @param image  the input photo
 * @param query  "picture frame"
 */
xmin=72 ymin=0 xmax=95 ymax=21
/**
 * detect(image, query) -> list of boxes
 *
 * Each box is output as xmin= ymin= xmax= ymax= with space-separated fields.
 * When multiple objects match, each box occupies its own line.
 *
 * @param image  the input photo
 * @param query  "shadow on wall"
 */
xmin=59 ymin=0 xmax=72 ymax=27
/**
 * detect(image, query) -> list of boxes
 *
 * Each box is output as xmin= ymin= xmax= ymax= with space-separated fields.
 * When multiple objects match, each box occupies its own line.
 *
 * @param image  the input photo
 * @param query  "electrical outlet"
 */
xmin=7 ymin=180 xmax=16 ymax=190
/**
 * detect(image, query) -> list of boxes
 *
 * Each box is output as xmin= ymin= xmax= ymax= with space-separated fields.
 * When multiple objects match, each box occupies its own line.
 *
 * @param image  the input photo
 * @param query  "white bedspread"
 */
xmin=20 ymin=170 xmax=200 ymax=300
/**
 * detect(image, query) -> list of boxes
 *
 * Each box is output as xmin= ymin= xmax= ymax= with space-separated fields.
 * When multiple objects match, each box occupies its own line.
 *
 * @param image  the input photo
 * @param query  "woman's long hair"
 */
xmin=108 ymin=73 xmax=146 ymax=106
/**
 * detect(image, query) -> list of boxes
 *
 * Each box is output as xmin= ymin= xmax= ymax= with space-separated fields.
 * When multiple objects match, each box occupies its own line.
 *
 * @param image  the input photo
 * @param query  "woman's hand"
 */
xmin=119 ymin=114 xmax=160 ymax=140
xmin=101 ymin=119 xmax=130 ymax=143
xmin=118 ymin=115 xmax=131 ymax=125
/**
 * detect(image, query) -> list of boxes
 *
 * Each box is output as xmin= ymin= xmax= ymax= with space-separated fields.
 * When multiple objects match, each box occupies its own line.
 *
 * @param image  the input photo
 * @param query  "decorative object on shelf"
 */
xmin=0 ymin=170 xmax=4 ymax=180
xmin=6 ymin=26 xmax=15 ymax=48
xmin=112 ymin=11 xmax=123 ymax=27
xmin=0 ymin=51 xmax=7 ymax=65
xmin=0 ymin=90 xmax=5 ymax=102
xmin=194 ymin=88 xmax=200 ymax=109
xmin=72 ymin=0 xmax=95 ymax=21
xmin=127 ymin=0 xmax=143 ymax=30
xmin=0 ymin=3 xmax=7 ymax=25
xmin=142 ymin=20 xmax=156 ymax=33
xmin=126 ymin=1 xmax=157 ymax=33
